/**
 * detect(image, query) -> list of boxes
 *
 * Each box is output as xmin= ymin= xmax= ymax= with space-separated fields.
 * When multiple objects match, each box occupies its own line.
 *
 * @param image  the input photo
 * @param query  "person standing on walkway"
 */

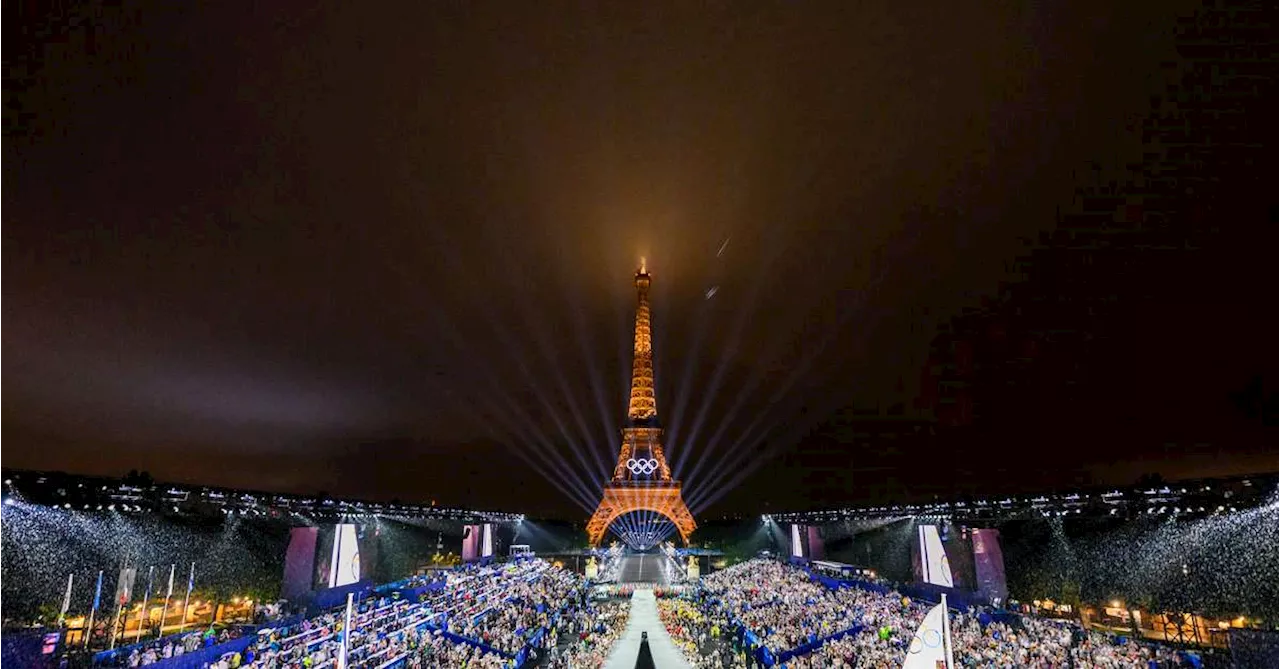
xmin=634 ymin=631 xmax=655 ymax=669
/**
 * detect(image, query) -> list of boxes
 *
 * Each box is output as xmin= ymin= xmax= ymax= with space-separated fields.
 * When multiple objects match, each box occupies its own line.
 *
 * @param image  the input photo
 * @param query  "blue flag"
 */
xmin=92 ymin=571 xmax=104 ymax=613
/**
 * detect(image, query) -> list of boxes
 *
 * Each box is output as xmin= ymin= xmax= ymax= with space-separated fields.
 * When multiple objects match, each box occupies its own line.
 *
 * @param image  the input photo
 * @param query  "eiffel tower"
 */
xmin=585 ymin=260 xmax=697 ymax=547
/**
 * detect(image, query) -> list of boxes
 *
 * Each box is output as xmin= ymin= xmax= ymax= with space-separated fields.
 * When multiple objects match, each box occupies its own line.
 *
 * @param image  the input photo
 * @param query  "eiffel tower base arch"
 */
xmin=586 ymin=484 xmax=697 ymax=547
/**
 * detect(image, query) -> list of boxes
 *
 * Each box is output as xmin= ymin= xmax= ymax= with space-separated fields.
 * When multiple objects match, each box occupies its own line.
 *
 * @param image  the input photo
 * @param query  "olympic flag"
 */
xmin=902 ymin=594 xmax=954 ymax=669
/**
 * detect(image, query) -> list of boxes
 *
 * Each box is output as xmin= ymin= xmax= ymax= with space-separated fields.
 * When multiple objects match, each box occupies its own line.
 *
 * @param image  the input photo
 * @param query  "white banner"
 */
xmin=903 ymin=600 xmax=952 ymax=669
xmin=918 ymin=525 xmax=954 ymax=588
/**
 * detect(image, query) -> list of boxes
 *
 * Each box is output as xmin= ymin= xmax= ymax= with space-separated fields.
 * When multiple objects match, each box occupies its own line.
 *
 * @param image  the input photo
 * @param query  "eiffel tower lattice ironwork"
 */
xmin=585 ymin=260 xmax=697 ymax=547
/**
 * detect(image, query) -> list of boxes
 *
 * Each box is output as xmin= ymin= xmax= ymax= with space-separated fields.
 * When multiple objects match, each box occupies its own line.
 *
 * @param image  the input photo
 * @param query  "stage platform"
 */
xmin=617 ymin=554 xmax=670 ymax=585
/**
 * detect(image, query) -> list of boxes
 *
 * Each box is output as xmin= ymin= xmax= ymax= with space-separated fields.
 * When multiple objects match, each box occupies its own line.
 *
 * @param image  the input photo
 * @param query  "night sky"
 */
xmin=5 ymin=1 xmax=1275 ymax=517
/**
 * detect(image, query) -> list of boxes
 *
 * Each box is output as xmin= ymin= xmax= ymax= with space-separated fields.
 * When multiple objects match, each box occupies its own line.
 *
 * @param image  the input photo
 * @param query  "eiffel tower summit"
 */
xmin=586 ymin=260 xmax=697 ymax=547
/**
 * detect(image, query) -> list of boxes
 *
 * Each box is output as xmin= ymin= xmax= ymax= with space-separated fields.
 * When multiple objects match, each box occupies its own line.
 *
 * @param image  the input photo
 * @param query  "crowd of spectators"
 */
xmin=659 ymin=543 xmax=689 ymax=583
xmin=236 ymin=598 xmax=429 ymax=668
xmin=416 ymin=561 xmax=570 ymax=656
xmin=112 ymin=556 xmax=1198 ymax=669
xmin=590 ymin=546 xmax=625 ymax=584
xmin=701 ymin=560 xmax=864 ymax=655
xmin=775 ymin=587 xmax=928 ymax=668
xmin=544 ymin=598 xmax=631 ymax=668
xmin=163 ymin=559 xmax=589 ymax=669
xmin=279 ymin=595 xmax=511 ymax=669
xmin=791 ymin=608 xmax=1188 ymax=668
xmin=979 ymin=615 xmax=1183 ymax=668
xmin=368 ymin=627 xmax=508 ymax=669
xmin=657 ymin=597 xmax=739 ymax=669
xmin=386 ymin=570 xmax=450 ymax=591
xmin=697 ymin=559 xmax=1192 ymax=669
xmin=597 ymin=584 xmax=641 ymax=598
xmin=105 ymin=626 xmax=244 ymax=667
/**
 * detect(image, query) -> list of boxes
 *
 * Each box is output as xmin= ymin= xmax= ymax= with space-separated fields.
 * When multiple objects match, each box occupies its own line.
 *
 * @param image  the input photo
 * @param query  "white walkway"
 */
xmin=603 ymin=587 xmax=692 ymax=669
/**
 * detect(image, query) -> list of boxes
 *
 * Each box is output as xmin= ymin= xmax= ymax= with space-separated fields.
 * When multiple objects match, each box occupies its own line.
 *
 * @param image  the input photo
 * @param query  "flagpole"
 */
xmin=158 ymin=564 xmax=175 ymax=639
xmin=109 ymin=562 xmax=131 ymax=650
xmin=339 ymin=592 xmax=355 ymax=669
xmin=941 ymin=593 xmax=954 ymax=669
xmin=179 ymin=562 xmax=195 ymax=633
xmin=58 ymin=573 xmax=74 ymax=628
xmin=109 ymin=599 xmax=123 ymax=650
xmin=135 ymin=566 xmax=155 ymax=642
xmin=108 ymin=603 xmax=122 ymax=652
xmin=85 ymin=570 xmax=104 ymax=649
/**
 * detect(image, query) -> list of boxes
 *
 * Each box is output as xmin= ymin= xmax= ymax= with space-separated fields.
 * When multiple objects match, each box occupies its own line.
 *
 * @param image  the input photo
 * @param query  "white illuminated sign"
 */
xmin=626 ymin=458 xmax=659 ymax=476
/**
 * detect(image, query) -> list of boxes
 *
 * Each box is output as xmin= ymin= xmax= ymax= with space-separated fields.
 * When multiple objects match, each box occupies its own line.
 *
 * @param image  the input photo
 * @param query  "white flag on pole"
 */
xmin=902 ymin=600 xmax=953 ymax=669
xmin=60 ymin=573 xmax=75 ymax=618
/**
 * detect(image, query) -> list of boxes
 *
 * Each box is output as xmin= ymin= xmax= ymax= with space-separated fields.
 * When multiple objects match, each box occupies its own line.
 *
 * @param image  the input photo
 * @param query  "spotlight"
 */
xmin=3 ymin=498 xmax=14 ymax=507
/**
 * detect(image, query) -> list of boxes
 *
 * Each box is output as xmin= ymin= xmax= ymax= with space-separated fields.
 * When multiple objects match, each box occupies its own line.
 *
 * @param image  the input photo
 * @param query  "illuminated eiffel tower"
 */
xmin=585 ymin=260 xmax=697 ymax=547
